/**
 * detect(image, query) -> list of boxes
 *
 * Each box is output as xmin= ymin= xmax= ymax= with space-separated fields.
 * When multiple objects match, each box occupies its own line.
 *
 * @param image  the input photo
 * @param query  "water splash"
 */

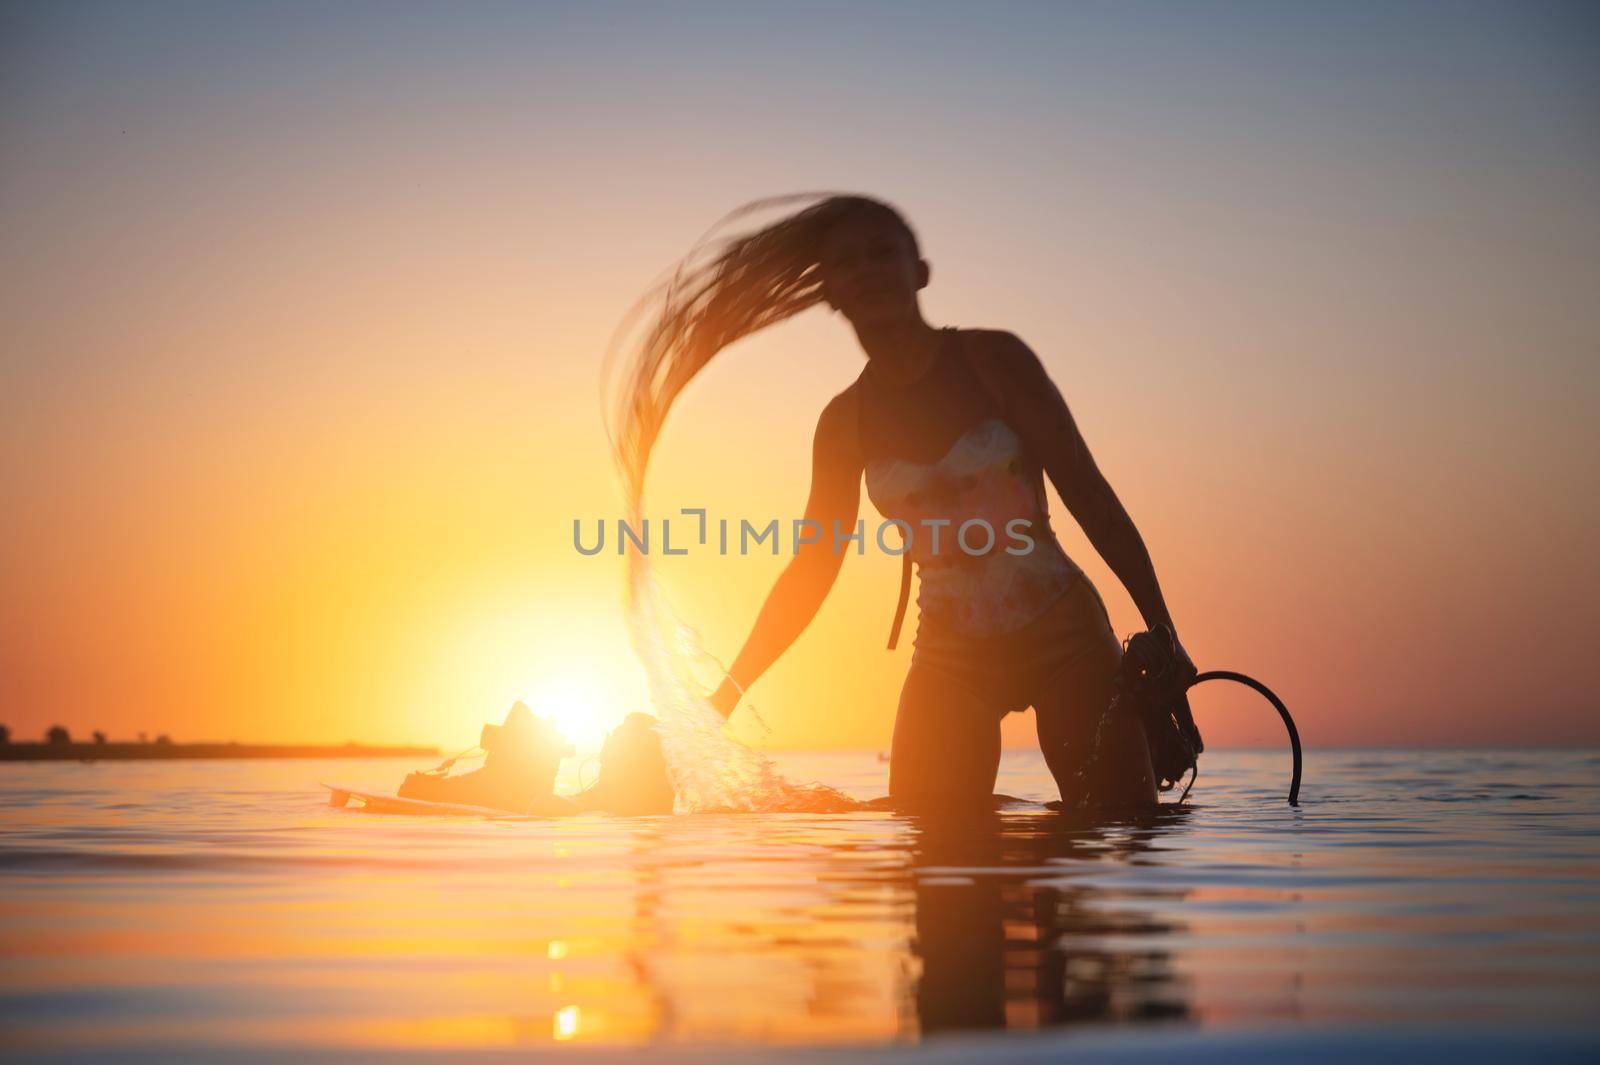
xmin=619 ymin=504 xmax=856 ymax=813
xmin=600 ymin=195 xmax=871 ymax=812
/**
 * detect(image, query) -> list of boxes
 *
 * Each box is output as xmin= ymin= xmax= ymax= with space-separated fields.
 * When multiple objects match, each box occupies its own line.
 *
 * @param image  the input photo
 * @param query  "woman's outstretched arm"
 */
xmin=709 ymin=390 xmax=864 ymax=719
xmin=989 ymin=333 xmax=1185 ymax=643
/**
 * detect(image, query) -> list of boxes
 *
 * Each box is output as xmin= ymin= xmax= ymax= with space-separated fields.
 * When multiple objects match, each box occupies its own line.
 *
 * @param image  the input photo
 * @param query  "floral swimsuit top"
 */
xmin=858 ymin=331 xmax=1082 ymax=640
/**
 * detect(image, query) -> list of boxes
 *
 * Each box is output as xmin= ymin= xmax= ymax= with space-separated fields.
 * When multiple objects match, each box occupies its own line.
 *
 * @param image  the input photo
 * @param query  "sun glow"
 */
xmin=525 ymin=672 xmax=621 ymax=754
xmin=417 ymin=589 xmax=653 ymax=756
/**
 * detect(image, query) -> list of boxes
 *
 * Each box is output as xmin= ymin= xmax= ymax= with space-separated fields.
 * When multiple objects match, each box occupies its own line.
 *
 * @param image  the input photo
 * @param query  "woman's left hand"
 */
xmin=1167 ymin=627 xmax=1198 ymax=687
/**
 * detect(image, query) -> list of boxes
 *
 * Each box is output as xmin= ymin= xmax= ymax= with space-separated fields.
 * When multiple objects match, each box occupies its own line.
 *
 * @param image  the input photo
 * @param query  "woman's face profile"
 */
xmin=817 ymin=214 xmax=928 ymax=328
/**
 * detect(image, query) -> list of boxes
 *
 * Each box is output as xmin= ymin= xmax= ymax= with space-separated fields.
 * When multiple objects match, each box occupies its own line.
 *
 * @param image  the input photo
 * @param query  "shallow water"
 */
xmin=2 ymin=749 xmax=1598 ymax=1059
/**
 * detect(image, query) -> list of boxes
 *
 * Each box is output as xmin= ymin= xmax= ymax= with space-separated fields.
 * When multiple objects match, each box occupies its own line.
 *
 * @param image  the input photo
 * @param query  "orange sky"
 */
xmin=3 ymin=4 xmax=1597 ymax=751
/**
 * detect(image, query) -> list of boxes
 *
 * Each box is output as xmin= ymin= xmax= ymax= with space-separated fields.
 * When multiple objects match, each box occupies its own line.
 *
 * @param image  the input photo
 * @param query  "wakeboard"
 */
xmin=323 ymin=783 xmax=535 ymax=818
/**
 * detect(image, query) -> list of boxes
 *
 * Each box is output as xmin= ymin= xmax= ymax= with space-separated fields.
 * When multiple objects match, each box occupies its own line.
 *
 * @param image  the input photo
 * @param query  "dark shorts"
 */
xmin=908 ymin=572 xmax=1123 ymax=720
xmin=888 ymin=574 xmax=1127 ymax=803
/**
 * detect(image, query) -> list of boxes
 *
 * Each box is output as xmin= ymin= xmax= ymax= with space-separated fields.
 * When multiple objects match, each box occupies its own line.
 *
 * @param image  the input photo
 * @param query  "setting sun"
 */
xmin=525 ymin=672 xmax=625 ymax=753
xmin=404 ymin=582 xmax=653 ymax=754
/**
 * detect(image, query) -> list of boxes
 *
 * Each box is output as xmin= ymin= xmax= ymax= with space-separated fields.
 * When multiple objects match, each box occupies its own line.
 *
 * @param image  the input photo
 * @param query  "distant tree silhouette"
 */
xmin=154 ymin=734 xmax=172 ymax=746
xmin=46 ymin=725 xmax=71 ymax=745
xmin=0 ymin=724 xmax=9 ymax=745
xmin=93 ymin=731 xmax=108 ymax=745
xmin=138 ymin=732 xmax=148 ymax=744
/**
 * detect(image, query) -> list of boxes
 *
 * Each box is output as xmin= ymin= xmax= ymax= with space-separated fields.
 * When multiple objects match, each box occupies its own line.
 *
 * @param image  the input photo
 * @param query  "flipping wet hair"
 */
xmin=593 ymin=194 xmax=915 ymax=812
xmin=604 ymin=193 xmax=918 ymax=503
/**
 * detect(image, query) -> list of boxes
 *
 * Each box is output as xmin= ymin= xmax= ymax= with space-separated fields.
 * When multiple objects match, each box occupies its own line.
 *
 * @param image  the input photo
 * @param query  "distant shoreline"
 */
xmin=0 ymin=742 xmax=438 ymax=762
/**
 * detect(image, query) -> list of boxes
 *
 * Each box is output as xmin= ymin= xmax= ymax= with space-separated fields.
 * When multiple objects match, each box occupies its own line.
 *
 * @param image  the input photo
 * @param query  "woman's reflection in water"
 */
xmin=909 ymin=806 xmax=1195 ymax=1034
xmin=591 ymin=804 xmax=1195 ymax=1042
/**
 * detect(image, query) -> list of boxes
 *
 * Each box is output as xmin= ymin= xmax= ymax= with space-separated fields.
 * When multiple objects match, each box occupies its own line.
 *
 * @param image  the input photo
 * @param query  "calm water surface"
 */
xmin=2 ymin=749 xmax=1598 ymax=1059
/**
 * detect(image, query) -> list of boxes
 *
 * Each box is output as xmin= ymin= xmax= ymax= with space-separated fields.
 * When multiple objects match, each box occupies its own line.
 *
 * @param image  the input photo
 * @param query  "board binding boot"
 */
xmin=574 ymin=712 xmax=675 ymax=815
xmin=398 ymin=701 xmax=571 ymax=813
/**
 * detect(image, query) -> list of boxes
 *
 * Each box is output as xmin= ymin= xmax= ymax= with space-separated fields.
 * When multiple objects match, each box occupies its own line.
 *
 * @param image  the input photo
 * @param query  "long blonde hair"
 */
xmin=601 ymin=193 xmax=916 ymax=811
xmin=605 ymin=193 xmax=919 ymax=503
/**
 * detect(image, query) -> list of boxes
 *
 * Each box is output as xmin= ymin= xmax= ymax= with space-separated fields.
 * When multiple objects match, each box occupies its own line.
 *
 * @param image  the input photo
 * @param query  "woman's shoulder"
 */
xmin=953 ymin=327 xmax=1036 ymax=369
xmin=814 ymin=380 xmax=866 ymax=469
xmin=946 ymin=327 xmax=1037 ymax=414
xmin=823 ymin=376 xmax=864 ymax=423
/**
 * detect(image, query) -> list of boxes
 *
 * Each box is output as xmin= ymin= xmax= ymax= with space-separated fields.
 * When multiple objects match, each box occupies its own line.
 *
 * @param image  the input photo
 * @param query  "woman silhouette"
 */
xmin=614 ymin=194 xmax=1193 ymax=812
